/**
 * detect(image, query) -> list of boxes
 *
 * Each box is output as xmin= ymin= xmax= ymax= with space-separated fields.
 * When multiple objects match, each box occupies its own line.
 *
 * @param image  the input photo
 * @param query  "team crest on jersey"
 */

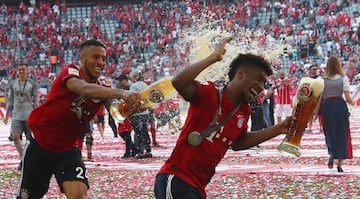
xmin=237 ymin=114 xmax=245 ymax=128
xmin=68 ymin=68 xmax=79 ymax=76
xmin=297 ymin=83 xmax=313 ymax=102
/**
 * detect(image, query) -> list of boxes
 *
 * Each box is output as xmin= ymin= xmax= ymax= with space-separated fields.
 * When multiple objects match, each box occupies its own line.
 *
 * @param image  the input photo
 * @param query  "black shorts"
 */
xmin=18 ymin=138 xmax=89 ymax=198
xmin=154 ymin=174 xmax=204 ymax=199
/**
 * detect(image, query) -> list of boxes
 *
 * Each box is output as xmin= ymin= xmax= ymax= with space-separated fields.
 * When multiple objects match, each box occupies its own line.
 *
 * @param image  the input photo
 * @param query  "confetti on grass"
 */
xmin=1 ymin=169 xmax=360 ymax=198
xmin=1 ymin=109 xmax=360 ymax=198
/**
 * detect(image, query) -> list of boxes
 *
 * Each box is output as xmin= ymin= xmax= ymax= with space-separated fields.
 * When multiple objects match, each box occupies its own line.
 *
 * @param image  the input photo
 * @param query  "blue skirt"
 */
xmin=320 ymin=97 xmax=353 ymax=159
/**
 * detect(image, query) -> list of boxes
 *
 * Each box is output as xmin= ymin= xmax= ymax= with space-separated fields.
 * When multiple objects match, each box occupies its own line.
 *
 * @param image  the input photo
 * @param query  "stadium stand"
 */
xmin=0 ymin=0 xmax=359 ymax=96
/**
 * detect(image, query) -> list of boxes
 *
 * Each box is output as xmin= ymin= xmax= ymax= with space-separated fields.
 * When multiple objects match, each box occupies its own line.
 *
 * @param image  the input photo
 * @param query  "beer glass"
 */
xmin=110 ymin=76 xmax=177 ymax=122
xmin=277 ymin=77 xmax=324 ymax=157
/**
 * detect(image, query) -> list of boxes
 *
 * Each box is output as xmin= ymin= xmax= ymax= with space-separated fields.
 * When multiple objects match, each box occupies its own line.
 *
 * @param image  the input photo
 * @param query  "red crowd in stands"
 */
xmin=0 ymin=0 xmax=359 ymax=87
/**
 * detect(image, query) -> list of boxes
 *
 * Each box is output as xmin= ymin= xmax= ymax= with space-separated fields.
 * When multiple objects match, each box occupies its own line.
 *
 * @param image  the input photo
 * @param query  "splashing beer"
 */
xmin=174 ymin=18 xmax=292 ymax=82
xmin=110 ymin=76 xmax=177 ymax=122
xmin=277 ymin=77 xmax=324 ymax=157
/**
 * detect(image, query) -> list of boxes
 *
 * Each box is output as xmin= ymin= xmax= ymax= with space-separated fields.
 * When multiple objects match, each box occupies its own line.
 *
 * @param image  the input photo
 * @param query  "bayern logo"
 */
xmin=237 ymin=114 xmax=244 ymax=128
xmin=149 ymin=89 xmax=164 ymax=103
xmin=297 ymin=83 xmax=313 ymax=102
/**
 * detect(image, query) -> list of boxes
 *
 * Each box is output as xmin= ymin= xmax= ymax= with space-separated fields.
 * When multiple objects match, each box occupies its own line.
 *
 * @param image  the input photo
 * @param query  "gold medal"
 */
xmin=187 ymin=131 xmax=202 ymax=146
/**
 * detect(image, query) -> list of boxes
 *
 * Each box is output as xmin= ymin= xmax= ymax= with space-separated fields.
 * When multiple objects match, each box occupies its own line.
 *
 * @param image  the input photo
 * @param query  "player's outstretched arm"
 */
xmin=231 ymin=117 xmax=293 ymax=151
xmin=66 ymin=77 xmax=142 ymax=110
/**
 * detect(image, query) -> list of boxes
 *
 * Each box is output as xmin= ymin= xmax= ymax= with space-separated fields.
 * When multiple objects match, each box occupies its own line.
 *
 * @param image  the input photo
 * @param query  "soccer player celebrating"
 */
xmin=154 ymin=37 xmax=293 ymax=199
xmin=17 ymin=39 xmax=142 ymax=199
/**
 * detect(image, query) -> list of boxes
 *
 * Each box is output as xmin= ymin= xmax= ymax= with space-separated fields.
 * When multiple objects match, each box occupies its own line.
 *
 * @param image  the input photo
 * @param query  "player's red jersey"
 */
xmin=157 ymin=81 xmax=251 ymax=198
xmin=28 ymin=64 xmax=104 ymax=152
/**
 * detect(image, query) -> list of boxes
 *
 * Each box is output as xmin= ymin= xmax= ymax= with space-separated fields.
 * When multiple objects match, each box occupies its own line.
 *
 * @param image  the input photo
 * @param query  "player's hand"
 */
xmin=212 ymin=36 xmax=233 ymax=62
xmin=120 ymin=90 xmax=142 ymax=111
xmin=3 ymin=117 xmax=8 ymax=125
xmin=277 ymin=116 xmax=294 ymax=134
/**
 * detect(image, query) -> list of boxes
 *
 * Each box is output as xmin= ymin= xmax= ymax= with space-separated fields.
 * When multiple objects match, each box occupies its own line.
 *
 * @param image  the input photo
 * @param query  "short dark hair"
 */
xmin=228 ymin=53 xmax=272 ymax=81
xmin=309 ymin=64 xmax=317 ymax=69
xmin=117 ymin=74 xmax=129 ymax=81
xmin=79 ymin=39 xmax=106 ymax=52
xmin=18 ymin=62 xmax=28 ymax=67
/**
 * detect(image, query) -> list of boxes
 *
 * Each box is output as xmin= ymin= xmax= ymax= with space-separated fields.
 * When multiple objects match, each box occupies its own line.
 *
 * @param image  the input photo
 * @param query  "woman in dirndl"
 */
xmin=318 ymin=56 xmax=356 ymax=172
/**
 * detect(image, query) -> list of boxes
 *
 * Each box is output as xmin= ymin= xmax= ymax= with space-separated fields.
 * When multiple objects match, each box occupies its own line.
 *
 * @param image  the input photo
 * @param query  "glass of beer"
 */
xmin=110 ymin=76 xmax=178 ymax=122
xmin=277 ymin=77 xmax=324 ymax=157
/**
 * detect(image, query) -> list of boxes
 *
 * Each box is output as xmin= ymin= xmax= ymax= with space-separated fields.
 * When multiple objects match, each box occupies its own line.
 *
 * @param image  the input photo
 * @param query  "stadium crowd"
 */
xmin=0 ymin=0 xmax=359 ymax=96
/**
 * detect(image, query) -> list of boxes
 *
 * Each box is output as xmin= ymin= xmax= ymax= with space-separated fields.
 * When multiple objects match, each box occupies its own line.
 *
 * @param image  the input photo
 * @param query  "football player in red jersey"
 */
xmin=17 ymin=39 xmax=142 ymax=199
xmin=154 ymin=37 xmax=293 ymax=199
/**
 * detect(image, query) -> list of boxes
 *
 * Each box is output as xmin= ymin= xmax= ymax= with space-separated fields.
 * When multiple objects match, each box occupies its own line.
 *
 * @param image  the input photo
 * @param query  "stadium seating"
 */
xmin=0 ymin=0 xmax=359 ymax=86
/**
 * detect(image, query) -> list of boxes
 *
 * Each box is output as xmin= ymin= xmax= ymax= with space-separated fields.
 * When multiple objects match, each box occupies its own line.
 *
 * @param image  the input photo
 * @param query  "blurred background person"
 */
xmin=117 ymin=73 xmax=137 ymax=158
xmin=77 ymin=121 xmax=95 ymax=162
xmin=274 ymin=70 xmax=293 ymax=124
xmin=262 ymin=80 xmax=275 ymax=127
xmin=148 ymin=108 xmax=160 ymax=147
xmin=129 ymin=69 xmax=152 ymax=159
xmin=118 ymin=116 xmax=135 ymax=159
xmin=250 ymin=93 xmax=266 ymax=131
xmin=94 ymin=76 xmax=107 ymax=143
xmin=4 ymin=63 xmax=39 ymax=170
xmin=105 ymin=76 xmax=118 ymax=139
xmin=317 ymin=56 xmax=356 ymax=172
xmin=306 ymin=64 xmax=323 ymax=132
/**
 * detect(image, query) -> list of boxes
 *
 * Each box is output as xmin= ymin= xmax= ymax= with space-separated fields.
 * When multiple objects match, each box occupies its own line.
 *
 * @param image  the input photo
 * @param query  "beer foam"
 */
xmin=175 ymin=15 xmax=291 ymax=82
